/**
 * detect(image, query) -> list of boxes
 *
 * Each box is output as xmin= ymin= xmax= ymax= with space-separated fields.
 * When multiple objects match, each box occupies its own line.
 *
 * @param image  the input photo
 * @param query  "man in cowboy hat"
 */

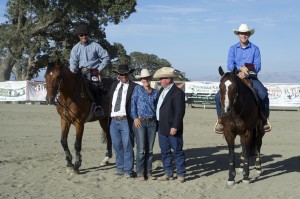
xmin=108 ymin=64 xmax=137 ymax=178
xmin=214 ymin=23 xmax=271 ymax=134
xmin=154 ymin=67 xmax=186 ymax=183
xmin=69 ymin=22 xmax=111 ymax=117
xmin=130 ymin=68 xmax=159 ymax=181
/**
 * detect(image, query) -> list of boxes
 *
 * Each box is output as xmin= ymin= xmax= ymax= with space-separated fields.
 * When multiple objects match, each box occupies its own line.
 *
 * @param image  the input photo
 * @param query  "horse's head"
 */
xmin=218 ymin=66 xmax=239 ymax=115
xmin=44 ymin=61 xmax=64 ymax=104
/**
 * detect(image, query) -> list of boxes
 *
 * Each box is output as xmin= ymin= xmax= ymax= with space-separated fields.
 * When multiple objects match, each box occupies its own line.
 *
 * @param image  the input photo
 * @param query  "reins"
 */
xmin=54 ymin=69 xmax=85 ymax=124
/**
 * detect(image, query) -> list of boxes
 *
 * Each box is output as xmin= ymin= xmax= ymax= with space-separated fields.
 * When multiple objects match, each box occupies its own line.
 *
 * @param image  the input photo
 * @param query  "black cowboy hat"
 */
xmin=113 ymin=64 xmax=135 ymax=75
xmin=76 ymin=22 xmax=89 ymax=35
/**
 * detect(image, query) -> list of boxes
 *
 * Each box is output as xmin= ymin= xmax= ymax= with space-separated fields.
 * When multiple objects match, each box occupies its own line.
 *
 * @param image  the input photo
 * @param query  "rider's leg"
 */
xmin=92 ymin=82 xmax=104 ymax=117
xmin=214 ymin=91 xmax=223 ymax=134
xmin=252 ymin=79 xmax=271 ymax=132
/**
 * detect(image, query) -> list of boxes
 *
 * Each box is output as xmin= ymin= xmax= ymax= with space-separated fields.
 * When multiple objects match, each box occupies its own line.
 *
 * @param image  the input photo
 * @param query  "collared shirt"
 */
xmin=69 ymin=39 xmax=110 ymax=73
xmin=111 ymin=81 xmax=129 ymax=117
xmin=156 ymin=83 xmax=174 ymax=121
xmin=227 ymin=41 xmax=261 ymax=73
xmin=130 ymin=85 xmax=159 ymax=119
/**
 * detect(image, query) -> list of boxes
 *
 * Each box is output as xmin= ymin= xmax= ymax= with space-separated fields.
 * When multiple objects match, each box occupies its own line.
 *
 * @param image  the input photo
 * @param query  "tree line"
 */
xmin=0 ymin=0 xmax=188 ymax=82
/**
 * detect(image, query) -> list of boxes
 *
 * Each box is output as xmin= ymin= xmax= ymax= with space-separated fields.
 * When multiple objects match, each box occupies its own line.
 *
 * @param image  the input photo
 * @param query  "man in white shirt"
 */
xmin=108 ymin=64 xmax=137 ymax=178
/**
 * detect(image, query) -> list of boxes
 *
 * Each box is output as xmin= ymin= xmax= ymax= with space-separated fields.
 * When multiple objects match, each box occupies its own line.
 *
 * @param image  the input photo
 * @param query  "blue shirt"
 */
xmin=227 ymin=42 xmax=261 ymax=73
xmin=69 ymin=39 xmax=110 ymax=73
xmin=131 ymin=85 xmax=159 ymax=119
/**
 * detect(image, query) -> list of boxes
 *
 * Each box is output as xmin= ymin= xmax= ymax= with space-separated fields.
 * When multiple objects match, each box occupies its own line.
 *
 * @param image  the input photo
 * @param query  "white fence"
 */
xmin=1 ymin=81 xmax=300 ymax=108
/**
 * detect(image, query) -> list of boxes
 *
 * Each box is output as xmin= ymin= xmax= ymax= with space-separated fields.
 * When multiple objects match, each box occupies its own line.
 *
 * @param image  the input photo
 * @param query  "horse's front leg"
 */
xmin=72 ymin=124 xmax=84 ymax=175
xmin=225 ymin=133 xmax=236 ymax=186
xmin=60 ymin=118 xmax=73 ymax=173
xmin=241 ymin=131 xmax=252 ymax=184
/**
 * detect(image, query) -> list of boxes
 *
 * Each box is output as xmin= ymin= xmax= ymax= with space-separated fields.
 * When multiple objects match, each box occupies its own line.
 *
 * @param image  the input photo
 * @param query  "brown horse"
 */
xmin=44 ymin=61 xmax=113 ymax=175
xmin=218 ymin=66 xmax=265 ymax=186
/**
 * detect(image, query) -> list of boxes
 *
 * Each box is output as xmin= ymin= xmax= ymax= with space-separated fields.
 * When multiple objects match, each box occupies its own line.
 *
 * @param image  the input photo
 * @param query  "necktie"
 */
xmin=114 ymin=84 xmax=123 ymax=112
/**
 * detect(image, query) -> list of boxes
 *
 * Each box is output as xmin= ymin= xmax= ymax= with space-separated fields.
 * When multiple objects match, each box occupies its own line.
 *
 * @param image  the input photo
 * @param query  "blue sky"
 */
xmin=1 ymin=0 xmax=300 ymax=80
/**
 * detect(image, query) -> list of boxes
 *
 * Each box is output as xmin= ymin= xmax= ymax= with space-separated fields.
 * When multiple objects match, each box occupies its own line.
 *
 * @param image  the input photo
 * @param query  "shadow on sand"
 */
xmin=152 ymin=145 xmax=299 ymax=182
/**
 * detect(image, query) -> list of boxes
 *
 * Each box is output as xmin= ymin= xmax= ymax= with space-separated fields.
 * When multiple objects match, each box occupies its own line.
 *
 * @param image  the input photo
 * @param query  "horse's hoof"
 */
xmin=70 ymin=170 xmax=79 ymax=176
xmin=238 ymin=168 xmax=243 ymax=173
xmin=242 ymin=179 xmax=250 ymax=184
xmin=256 ymin=169 xmax=263 ymax=176
xmin=66 ymin=167 xmax=73 ymax=175
xmin=100 ymin=157 xmax=110 ymax=166
xmin=227 ymin=180 xmax=235 ymax=186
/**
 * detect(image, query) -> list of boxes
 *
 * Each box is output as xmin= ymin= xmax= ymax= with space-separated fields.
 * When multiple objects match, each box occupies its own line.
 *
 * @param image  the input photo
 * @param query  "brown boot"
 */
xmin=214 ymin=119 xmax=223 ymax=134
xmin=263 ymin=119 xmax=272 ymax=132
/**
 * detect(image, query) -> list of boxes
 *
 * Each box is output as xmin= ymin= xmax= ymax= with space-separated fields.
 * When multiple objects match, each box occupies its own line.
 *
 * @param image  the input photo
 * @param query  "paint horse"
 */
xmin=218 ymin=66 xmax=265 ymax=186
xmin=45 ymin=61 xmax=113 ymax=175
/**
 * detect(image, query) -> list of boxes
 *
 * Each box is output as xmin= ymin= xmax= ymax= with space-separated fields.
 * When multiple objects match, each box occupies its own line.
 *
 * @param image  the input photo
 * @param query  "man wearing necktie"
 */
xmin=154 ymin=67 xmax=186 ymax=183
xmin=108 ymin=64 xmax=137 ymax=178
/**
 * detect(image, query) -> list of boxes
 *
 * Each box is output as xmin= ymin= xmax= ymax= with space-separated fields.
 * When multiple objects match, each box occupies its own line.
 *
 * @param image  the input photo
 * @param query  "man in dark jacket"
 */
xmin=108 ymin=64 xmax=137 ymax=178
xmin=154 ymin=67 xmax=186 ymax=183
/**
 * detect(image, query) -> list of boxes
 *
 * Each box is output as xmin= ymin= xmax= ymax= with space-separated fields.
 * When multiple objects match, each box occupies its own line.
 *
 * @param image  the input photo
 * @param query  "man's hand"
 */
xmin=134 ymin=118 xmax=142 ymax=128
xmin=238 ymin=66 xmax=249 ymax=79
xmin=170 ymin=128 xmax=177 ymax=136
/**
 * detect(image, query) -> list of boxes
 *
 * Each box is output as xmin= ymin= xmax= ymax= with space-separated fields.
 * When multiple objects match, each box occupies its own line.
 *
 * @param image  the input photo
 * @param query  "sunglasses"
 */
xmin=79 ymin=34 xmax=88 ymax=37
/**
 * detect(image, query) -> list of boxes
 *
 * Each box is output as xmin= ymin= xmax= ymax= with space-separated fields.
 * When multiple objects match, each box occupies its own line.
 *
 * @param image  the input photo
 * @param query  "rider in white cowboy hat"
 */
xmin=233 ymin=24 xmax=255 ymax=36
xmin=131 ymin=68 xmax=159 ymax=181
xmin=214 ymin=23 xmax=271 ymax=134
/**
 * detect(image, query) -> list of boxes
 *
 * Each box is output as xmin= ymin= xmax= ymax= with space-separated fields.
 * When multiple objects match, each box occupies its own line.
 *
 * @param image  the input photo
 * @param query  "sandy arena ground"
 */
xmin=0 ymin=104 xmax=299 ymax=199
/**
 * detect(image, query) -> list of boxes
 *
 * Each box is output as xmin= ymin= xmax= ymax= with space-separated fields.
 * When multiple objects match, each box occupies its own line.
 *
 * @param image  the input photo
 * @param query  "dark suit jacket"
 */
xmin=108 ymin=80 xmax=137 ymax=129
xmin=157 ymin=84 xmax=185 ymax=136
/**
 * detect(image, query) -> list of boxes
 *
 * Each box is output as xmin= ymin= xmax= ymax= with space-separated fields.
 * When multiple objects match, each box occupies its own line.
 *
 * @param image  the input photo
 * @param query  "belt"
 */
xmin=112 ymin=116 xmax=127 ymax=121
xmin=139 ymin=116 xmax=157 ymax=121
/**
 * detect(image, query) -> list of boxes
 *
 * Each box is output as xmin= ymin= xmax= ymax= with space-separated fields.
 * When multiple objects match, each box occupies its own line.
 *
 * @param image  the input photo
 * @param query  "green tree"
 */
xmin=129 ymin=52 xmax=188 ymax=81
xmin=0 ymin=0 xmax=137 ymax=81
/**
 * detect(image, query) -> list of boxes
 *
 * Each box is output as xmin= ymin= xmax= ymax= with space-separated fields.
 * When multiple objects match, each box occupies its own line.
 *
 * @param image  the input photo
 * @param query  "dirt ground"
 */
xmin=0 ymin=104 xmax=299 ymax=199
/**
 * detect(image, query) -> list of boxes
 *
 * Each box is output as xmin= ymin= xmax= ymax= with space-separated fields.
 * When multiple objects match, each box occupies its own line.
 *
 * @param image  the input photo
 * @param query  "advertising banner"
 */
xmin=0 ymin=81 xmax=27 ymax=101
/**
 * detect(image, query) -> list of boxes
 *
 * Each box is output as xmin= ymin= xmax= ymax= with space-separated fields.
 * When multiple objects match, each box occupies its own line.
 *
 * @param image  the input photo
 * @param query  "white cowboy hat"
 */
xmin=233 ymin=24 xmax=255 ymax=36
xmin=153 ymin=67 xmax=179 ymax=79
xmin=135 ymin=68 xmax=152 ymax=79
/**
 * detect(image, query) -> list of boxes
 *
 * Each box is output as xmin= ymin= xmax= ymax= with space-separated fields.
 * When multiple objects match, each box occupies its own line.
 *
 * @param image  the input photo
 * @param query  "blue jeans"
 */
xmin=110 ymin=119 xmax=134 ymax=175
xmin=158 ymin=130 xmax=186 ymax=177
xmin=133 ymin=120 xmax=157 ymax=177
xmin=215 ymin=78 xmax=269 ymax=118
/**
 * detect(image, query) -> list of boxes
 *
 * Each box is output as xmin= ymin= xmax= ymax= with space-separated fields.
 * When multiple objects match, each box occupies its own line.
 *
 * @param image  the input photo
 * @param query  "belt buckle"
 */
xmin=81 ymin=67 xmax=88 ymax=72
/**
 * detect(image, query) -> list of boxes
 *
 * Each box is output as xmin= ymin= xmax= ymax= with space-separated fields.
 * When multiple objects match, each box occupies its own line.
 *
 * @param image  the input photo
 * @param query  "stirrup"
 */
xmin=214 ymin=120 xmax=223 ymax=134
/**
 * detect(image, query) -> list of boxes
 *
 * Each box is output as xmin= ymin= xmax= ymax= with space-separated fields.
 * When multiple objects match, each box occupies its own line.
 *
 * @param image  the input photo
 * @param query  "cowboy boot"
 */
xmin=214 ymin=118 xmax=224 ymax=134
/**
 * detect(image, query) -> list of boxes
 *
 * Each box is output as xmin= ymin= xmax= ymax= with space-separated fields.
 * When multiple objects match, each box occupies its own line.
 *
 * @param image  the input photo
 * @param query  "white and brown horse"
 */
xmin=218 ymin=66 xmax=265 ymax=186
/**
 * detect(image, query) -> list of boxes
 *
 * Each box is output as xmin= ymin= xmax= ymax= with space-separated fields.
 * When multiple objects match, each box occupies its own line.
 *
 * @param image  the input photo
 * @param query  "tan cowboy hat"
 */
xmin=113 ymin=64 xmax=135 ymax=75
xmin=135 ymin=68 xmax=151 ymax=79
xmin=233 ymin=24 xmax=255 ymax=36
xmin=153 ymin=67 xmax=179 ymax=79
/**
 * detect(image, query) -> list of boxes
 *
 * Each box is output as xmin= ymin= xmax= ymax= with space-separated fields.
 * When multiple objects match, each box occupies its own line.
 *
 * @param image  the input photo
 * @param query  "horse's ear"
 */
xmin=218 ymin=66 xmax=225 ymax=76
xmin=233 ymin=66 xmax=238 ymax=75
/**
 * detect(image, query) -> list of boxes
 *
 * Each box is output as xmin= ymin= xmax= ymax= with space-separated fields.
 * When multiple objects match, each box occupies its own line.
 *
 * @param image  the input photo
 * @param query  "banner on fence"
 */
xmin=185 ymin=81 xmax=300 ymax=107
xmin=0 ymin=81 xmax=27 ymax=101
xmin=0 ymin=81 xmax=46 ymax=102
xmin=0 ymin=81 xmax=299 ymax=107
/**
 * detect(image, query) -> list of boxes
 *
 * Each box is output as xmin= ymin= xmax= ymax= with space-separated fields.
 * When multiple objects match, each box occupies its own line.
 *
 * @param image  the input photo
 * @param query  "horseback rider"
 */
xmin=69 ymin=22 xmax=110 ymax=117
xmin=214 ymin=23 xmax=271 ymax=134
